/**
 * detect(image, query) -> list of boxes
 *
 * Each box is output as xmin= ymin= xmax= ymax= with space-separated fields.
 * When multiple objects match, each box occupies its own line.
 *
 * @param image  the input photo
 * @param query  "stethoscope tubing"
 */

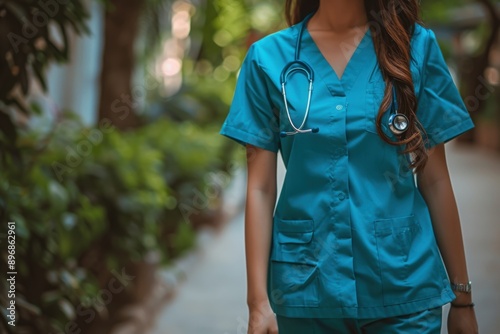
xmin=279 ymin=12 xmax=409 ymax=138
xmin=281 ymin=68 xmax=314 ymax=136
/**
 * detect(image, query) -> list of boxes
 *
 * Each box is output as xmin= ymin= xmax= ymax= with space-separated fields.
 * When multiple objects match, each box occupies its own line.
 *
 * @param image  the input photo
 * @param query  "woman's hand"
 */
xmin=447 ymin=306 xmax=478 ymax=334
xmin=248 ymin=301 xmax=278 ymax=334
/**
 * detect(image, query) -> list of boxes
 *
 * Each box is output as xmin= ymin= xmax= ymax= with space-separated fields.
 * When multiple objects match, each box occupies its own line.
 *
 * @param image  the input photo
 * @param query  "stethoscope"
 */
xmin=279 ymin=14 xmax=410 ymax=138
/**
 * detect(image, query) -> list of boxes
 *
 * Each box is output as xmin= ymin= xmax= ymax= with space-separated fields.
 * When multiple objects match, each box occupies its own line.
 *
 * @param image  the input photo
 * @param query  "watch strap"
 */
xmin=451 ymin=281 xmax=472 ymax=293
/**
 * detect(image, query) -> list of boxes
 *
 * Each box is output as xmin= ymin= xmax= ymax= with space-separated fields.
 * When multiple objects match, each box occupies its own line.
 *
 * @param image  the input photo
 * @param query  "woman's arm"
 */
xmin=416 ymin=143 xmax=478 ymax=333
xmin=244 ymin=145 xmax=278 ymax=333
xmin=416 ymin=143 xmax=470 ymax=299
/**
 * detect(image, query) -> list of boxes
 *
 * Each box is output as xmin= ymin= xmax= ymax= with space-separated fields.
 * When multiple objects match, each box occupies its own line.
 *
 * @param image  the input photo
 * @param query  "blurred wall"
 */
xmin=45 ymin=0 xmax=104 ymax=125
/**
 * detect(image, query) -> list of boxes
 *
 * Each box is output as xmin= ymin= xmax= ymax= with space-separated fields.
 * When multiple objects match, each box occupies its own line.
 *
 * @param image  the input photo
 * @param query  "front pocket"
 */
xmin=272 ymin=218 xmax=315 ymax=264
xmin=269 ymin=260 xmax=319 ymax=307
xmin=374 ymin=215 xmax=422 ymax=305
xmin=276 ymin=219 xmax=314 ymax=244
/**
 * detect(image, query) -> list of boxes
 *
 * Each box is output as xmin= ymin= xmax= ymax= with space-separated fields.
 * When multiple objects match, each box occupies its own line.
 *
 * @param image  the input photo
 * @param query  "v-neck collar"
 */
xmin=300 ymin=20 xmax=374 ymax=93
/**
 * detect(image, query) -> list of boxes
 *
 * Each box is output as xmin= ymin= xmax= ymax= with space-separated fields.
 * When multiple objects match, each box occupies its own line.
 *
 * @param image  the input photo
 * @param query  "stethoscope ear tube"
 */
xmin=280 ymin=61 xmax=315 ymax=84
xmin=279 ymin=13 xmax=319 ymax=138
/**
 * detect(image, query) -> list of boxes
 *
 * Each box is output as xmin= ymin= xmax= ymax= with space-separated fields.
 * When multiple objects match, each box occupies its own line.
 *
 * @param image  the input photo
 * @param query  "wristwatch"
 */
xmin=451 ymin=281 xmax=472 ymax=293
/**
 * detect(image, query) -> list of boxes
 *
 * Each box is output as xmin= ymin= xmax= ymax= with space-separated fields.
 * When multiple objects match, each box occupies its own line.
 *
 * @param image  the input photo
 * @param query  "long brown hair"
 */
xmin=285 ymin=0 xmax=427 ymax=173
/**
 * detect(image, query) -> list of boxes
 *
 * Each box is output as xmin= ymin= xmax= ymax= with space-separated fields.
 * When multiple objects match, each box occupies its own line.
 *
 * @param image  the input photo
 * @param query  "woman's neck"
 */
xmin=309 ymin=0 xmax=368 ymax=32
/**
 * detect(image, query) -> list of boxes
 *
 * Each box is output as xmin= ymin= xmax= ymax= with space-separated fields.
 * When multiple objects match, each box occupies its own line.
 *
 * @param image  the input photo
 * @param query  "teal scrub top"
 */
xmin=219 ymin=18 xmax=474 ymax=319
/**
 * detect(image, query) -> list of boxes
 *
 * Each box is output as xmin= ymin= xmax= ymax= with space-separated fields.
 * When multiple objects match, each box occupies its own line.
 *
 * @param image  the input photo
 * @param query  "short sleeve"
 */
xmin=219 ymin=44 xmax=280 ymax=153
xmin=416 ymin=28 xmax=475 ymax=149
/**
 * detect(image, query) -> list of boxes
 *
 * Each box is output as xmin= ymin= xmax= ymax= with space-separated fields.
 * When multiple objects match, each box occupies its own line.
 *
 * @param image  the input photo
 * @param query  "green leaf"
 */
xmin=18 ymin=66 xmax=29 ymax=95
xmin=32 ymin=59 xmax=47 ymax=92
xmin=48 ymin=180 xmax=68 ymax=210
xmin=0 ymin=110 xmax=18 ymax=146
xmin=30 ymin=102 xmax=43 ymax=115
xmin=3 ymin=2 xmax=28 ymax=23
xmin=45 ymin=38 xmax=67 ymax=62
xmin=55 ymin=21 xmax=70 ymax=59
xmin=62 ymin=213 xmax=77 ymax=231
xmin=4 ymin=97 xmax=29 ymax=115
xmin=13 ymin=217 xmax=30 ymax=239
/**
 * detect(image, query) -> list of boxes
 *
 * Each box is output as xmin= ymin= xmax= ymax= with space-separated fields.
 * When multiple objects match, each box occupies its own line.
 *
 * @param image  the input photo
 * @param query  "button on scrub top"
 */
xmin=219 ymin=19 xmax=474 ymax=319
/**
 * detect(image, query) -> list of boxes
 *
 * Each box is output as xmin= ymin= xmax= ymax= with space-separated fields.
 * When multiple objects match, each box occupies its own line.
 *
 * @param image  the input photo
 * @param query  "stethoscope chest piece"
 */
xmin=388 ymin=113 xmax=409 ymax=136
xmin=386 ymin=84 xmax=409 ymax=136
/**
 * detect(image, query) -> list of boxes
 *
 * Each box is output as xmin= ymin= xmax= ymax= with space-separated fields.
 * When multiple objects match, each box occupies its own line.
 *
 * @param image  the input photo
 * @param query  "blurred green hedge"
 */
xmin=0 ymin=112 xmax=234 ymax=333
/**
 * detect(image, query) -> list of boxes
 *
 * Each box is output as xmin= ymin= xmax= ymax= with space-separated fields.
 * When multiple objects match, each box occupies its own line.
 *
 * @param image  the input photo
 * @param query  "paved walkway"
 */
xmin=150 ymin=142 xmax=500 ymax=334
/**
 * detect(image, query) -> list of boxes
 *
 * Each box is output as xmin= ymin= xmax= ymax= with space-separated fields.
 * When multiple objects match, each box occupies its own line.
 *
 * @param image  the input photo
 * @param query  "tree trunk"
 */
xmin=459 ymin=0 xmax=500 ymax=142
xmin=98 ymin=0 xmax=146 ymax=129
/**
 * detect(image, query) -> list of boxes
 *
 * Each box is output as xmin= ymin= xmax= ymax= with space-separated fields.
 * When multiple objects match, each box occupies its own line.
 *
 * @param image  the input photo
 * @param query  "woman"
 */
xmin=219 ymin=0 xmax=479 ymax=333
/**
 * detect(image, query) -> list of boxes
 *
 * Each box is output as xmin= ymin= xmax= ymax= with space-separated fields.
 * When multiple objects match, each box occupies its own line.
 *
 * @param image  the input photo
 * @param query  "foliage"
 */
xmin=420 ymin=0 xmax=468 ymax=22
xmin=0 ymin=0 xmax=89 ymax=154
xmin=0 ymin=0 xmax=258 ymax=332
xmin=143 ymin=0 xmax=283 ymax=125
xmin=0 ymin=115 xmax=106 ymax=333
xmin=421 ymin=0 xmax=500 ymax=23
xmin=0 ymin=112 xmax=227 ymax=333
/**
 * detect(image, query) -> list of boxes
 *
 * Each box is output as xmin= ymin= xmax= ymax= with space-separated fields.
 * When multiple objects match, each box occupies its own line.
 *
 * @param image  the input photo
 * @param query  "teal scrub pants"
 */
xmin=276 ymin=307 xmax=442 ymax=333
